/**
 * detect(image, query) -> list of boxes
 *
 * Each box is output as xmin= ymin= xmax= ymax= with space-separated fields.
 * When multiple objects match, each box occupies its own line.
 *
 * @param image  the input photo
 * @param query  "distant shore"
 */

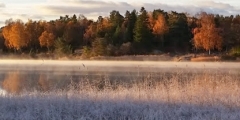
xmin=0 ymin=53 xmax=239 ymax=62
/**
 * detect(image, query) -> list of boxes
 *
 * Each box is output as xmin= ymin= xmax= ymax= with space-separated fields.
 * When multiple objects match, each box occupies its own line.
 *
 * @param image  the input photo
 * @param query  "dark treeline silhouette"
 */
xmin=0 ymin=7 xmax=240 ymax=57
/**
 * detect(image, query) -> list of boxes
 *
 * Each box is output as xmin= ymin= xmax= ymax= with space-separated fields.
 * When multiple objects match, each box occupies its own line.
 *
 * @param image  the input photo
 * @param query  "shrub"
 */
xmin=81 ymin=46 xmax=92 ymax=58
xmin=106 ymin=44 xmax=117 ymax=56
xmin=54 ymin=38 xmax=72 ymax=57
xmin=119 ymin=42 xmax=132 ymax=55
xmin=230 ymin=46 xmax=240 ymax=56
xmin=91 ymin=38 xmax=107 ymax=56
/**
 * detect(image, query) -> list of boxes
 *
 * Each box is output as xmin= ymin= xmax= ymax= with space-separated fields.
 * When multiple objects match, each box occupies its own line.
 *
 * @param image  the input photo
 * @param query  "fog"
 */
xmin=0 ymin=60 xmax=239 ymax=72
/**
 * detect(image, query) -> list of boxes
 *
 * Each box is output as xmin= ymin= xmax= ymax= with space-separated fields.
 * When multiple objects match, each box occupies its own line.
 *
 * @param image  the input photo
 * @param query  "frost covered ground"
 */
xmin=0 ymin=60 xmax=240 ymax=119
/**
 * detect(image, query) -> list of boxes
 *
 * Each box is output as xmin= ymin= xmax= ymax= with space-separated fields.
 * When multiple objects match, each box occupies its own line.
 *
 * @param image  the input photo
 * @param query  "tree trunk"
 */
xmin=209 ymin=49 xmax=211 ymax=55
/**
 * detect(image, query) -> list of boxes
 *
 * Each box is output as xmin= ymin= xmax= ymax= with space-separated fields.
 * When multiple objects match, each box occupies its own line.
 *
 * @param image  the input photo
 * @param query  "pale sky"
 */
xmin=0 ymin=0 xmax=240 ymax=27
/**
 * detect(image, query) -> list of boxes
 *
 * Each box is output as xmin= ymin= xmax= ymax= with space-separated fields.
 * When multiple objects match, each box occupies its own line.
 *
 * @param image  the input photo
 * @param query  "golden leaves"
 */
xmin=193 ymin=12 xmax=223 ymax=51
xmin=39 ymin=31 xmax=55 ymax=49
xmin=2 ymin=20 xmax=30 ymax=50
xmin=152 ymin=14 xmax=168 ymax=35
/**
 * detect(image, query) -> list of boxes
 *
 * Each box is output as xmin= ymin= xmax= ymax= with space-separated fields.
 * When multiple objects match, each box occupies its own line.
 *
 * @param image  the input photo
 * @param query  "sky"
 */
xmin=0 ymin=0 xmax=240 ymax=27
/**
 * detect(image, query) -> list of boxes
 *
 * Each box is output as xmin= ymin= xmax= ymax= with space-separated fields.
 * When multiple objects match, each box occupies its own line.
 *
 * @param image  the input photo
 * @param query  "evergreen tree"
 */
xmin=133 ymin=7 xmax=153 ymax=52
xmin=109 ymin=10 xmax=124 ymax=28
xmin=109 ymin=10 xmax=124 ymax=45
xmin=166 ymin=11 xmax=191 ymax=52
xmin=124 ymin=10 xmax=137 ymax=43
xmin=113 ymin=25 xmax=122 ymax=45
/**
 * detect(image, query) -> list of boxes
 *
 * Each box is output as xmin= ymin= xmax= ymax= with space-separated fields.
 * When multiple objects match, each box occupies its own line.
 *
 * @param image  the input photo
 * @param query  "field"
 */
xmin=0 ymin=60 xmax=240 ymax=119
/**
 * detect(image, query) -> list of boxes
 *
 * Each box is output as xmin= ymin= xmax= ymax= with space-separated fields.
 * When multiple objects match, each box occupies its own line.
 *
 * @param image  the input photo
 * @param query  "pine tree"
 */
xmin=133 ymin=7 xmax=153 ymax=52
xmin=113 ymin=25 xmax=122 ymax=45
xmin=124 ymin=10 xmax=137 ymax=43
xmin=166 ymin=11 xmax=191 ymax=52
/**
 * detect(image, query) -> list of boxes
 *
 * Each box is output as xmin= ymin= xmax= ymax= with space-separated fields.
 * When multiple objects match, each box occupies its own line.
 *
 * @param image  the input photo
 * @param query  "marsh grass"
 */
xmin=1 ymin=71 xmax=240 ymax=119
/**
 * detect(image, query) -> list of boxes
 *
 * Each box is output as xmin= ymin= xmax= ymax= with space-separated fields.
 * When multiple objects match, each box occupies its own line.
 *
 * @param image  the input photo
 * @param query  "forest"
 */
xmin=0 ymin=7 xmax=240 ymax=58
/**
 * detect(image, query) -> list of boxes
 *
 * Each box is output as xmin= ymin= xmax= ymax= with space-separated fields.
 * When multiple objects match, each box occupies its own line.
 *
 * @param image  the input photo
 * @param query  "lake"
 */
xmin=0 ymin=60 xmax=239 ymax=93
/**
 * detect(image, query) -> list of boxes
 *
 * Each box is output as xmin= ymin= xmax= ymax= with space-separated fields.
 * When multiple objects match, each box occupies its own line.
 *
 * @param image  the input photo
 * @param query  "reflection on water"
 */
xmin=0 ymin=67 xmax=240 ymax=94
xmin=0 ymin=70 xmax=137 ymax=93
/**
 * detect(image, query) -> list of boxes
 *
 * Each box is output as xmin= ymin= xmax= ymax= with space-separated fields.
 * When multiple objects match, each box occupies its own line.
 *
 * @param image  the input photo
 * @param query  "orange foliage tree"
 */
xmin=96 ymin=16 xmax=112 ymax=38
xmin=38 ymin=22 xmax=56 ymax=50
xmin=193 ymin=12 xmax=222 ymax=54
xmin=152 ymin=14 xmax=168 ymax=35
xmin=84 ymin=23 xmax=97 ymax=45
xmin=39 ymin=31 xmax=55 ymax=50
xmin=152 ymin=14 xmax=168 ymax=46
xmin=2 ymin=20 xmax=30 ymax=51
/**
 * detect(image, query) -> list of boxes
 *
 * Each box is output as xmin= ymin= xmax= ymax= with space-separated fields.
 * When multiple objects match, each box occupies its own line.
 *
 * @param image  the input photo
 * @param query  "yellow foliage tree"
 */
xmin=193 ymin=12 xmax=222 ymax=54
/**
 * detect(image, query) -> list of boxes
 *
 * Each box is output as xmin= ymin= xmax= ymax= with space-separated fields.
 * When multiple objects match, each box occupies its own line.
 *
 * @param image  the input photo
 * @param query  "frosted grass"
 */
xmin=1 ymin=72 xmax=240 ymax=120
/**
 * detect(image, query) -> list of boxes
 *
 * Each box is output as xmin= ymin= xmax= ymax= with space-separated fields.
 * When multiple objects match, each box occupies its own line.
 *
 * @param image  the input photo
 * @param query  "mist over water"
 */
xmin=0 ymin=59 xmax=239 ymax=71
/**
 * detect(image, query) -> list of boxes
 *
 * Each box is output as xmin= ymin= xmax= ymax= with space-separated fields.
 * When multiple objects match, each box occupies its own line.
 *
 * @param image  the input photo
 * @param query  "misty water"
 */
xmin=0 ymin=60 xmax=239 ymax=94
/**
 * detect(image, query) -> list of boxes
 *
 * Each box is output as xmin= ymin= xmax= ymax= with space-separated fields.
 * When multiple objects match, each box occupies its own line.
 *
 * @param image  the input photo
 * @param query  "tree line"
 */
xmin=0 ymin=7 xmax=240 ymax=57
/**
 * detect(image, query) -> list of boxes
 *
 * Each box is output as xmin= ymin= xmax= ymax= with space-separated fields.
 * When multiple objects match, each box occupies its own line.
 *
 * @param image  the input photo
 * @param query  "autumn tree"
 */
xmin=39 ymin=22 xmax=56 ymax=51
xmin=25 ymin=20 xmax=44 ymax=51
xmin=96 ymin=16 xmax=112 ymax=38
xmin=2 ymin=20 xmax=30 ymax=51
xmin=193 ymin=12 xmax=223 ymax=54
xmin=84 ymin=22 xmax=97 ymax=46
xmin=39 ymin=31 xmax=55 ymax=50
xmin=151 ymin=13 xmax=169 ymax=48
xmin=152 ymin=14 xmax=168 ymax=37
xmin=2 ymin=8 xmax=240 ymax=56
